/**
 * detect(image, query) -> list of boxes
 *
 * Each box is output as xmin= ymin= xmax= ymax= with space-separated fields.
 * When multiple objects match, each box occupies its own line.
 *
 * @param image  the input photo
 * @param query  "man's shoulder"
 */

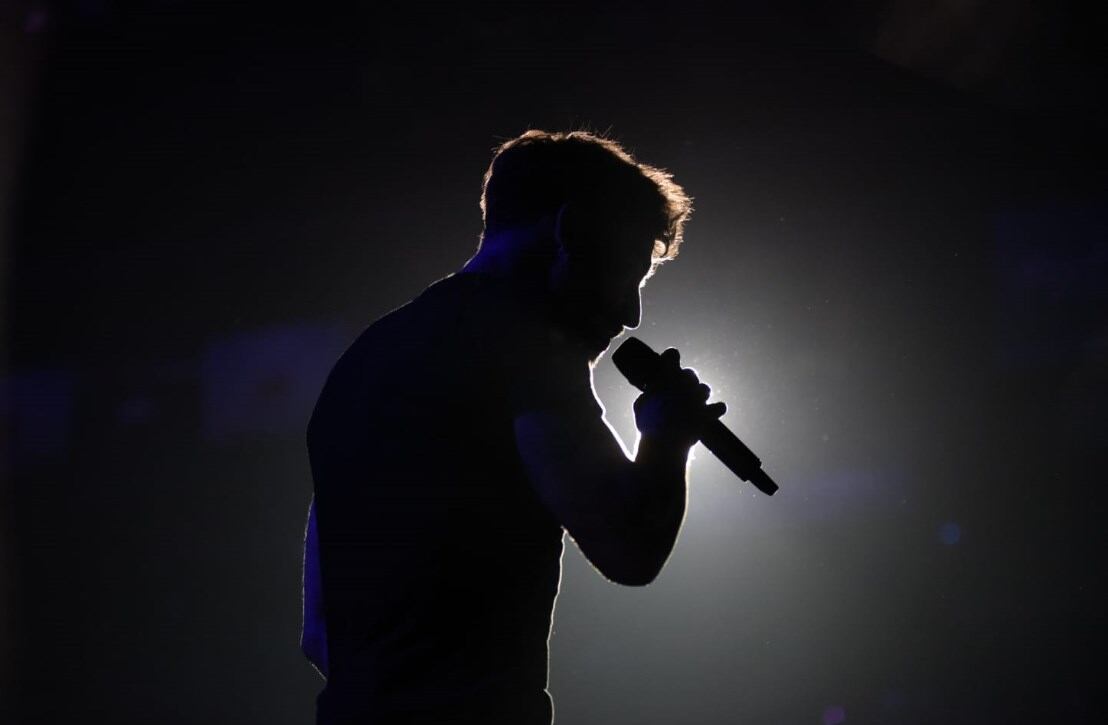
xmin=340 ymin=271 xmax=588 ymax=383
xmin=416 ymin=272 xmax=565 ymax=348
xmin=330 ymin=273 xmax=524 ymax=375
xmin=347 ymin=274 xmax=478 ymax=347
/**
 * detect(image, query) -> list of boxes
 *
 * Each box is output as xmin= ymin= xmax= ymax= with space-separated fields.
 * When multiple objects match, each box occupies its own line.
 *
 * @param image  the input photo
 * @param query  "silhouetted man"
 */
xmin=303 ymin=130 xmax=723 ymax=724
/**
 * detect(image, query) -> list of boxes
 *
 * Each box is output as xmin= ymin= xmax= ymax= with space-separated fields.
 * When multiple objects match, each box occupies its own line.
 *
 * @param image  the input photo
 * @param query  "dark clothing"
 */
xmin=307 ymin=272 xmax=597 ymax=724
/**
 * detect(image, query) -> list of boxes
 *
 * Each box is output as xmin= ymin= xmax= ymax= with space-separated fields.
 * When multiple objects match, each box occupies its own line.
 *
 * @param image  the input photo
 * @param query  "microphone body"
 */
xmin=612 ymin=337 xmax=778 ymax=496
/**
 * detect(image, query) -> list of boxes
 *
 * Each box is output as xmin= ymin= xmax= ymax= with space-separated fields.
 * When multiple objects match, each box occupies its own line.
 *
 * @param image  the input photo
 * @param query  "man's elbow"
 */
xmin=597 ymin=552 xmax=667 ymax=587
xmin=610 ymin=569 xmax=660 ymax=587
xmin=572 ymin=521 xmax=676 ymax=586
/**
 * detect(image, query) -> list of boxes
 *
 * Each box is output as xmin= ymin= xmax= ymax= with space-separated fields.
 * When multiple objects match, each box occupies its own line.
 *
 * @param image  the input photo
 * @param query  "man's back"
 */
xmin=307 ymin=272 xmax=594 ymax=724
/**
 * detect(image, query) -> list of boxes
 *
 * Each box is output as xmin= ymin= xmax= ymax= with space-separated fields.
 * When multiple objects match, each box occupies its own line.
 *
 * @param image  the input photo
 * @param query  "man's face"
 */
xmin=549 ymin=225 xmax=657 ymax=359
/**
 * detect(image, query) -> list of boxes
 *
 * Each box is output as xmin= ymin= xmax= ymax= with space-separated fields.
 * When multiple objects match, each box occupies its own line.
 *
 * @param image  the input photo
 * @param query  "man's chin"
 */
xmin=585 ymin=332 xmax=623 ymax=364
xmin=554 ymin=317 xmax=620 ymax=362
xmin=560 ymin=331 xmax=609 ymax=364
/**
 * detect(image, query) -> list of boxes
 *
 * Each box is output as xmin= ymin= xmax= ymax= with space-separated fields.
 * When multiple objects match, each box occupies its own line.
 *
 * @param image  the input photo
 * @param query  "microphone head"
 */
xmin=612 ymin=337 xmax=661 ymax=392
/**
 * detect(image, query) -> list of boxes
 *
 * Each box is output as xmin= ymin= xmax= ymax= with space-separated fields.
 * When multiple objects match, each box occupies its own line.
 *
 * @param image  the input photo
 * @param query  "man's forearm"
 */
xmin=617 ymin=432 xmax=693 ymax=581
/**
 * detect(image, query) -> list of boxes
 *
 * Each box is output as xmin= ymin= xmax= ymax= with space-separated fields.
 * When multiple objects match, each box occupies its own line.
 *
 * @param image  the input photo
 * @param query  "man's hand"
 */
xmin=633 ymin=348 xmax=727 ymax=448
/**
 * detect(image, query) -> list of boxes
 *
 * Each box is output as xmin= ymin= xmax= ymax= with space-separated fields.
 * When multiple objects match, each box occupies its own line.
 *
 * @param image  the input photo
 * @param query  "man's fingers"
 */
xmin=660 ymin=348 xmax=680 ymax=369
xmin=705 ymin=401 xmax=727 ymax=419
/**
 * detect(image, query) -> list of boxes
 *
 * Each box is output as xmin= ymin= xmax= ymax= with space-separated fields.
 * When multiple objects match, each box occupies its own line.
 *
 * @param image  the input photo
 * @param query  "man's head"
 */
xmin=477 ymin=130 xmax=692 ymax=357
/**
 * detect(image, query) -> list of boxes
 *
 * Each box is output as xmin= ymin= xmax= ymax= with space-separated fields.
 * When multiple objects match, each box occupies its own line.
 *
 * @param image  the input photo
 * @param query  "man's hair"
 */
xmin=479 ymin=130 xmax=692 ymax=261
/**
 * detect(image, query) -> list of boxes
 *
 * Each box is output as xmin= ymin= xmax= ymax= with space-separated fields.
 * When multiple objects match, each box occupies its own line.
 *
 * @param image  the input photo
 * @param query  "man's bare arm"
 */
xmin=514 ymin=348 xmax=723 ymax=586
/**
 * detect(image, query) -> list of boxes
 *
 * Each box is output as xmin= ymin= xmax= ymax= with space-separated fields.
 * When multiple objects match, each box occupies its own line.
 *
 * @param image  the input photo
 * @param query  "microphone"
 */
xmin=612 ymin=337 xmax=778 ymax=496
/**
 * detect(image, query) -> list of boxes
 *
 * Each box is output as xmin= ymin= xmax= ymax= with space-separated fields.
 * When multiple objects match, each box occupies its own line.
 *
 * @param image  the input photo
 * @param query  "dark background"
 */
xmin=2 ymin=2 xmax=1105 ymax=723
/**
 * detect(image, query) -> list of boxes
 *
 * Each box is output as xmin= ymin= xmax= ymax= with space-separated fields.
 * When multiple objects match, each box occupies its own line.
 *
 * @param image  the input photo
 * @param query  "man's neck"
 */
xmin=460 ymin=228 xmax=554 ymax=287
xmin=460 ymin=231 xmax=604 ymax=366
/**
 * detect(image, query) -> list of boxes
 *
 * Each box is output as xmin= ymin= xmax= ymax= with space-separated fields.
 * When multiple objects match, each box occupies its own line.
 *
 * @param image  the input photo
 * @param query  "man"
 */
xmin=303 ymin=130 xmax=724 ymax=724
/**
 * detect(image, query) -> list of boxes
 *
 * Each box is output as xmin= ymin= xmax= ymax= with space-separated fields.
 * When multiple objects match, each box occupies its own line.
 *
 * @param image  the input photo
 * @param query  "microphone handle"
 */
xmin=698 ymin=419 xmax=779 ymax=495
xmin=612 ymin=336 xmax=778 ymax=496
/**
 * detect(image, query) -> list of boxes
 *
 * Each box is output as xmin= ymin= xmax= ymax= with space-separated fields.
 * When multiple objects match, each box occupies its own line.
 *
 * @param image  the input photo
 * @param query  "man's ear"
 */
xmin=553 ymin=202 xmax=574 ymax=257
